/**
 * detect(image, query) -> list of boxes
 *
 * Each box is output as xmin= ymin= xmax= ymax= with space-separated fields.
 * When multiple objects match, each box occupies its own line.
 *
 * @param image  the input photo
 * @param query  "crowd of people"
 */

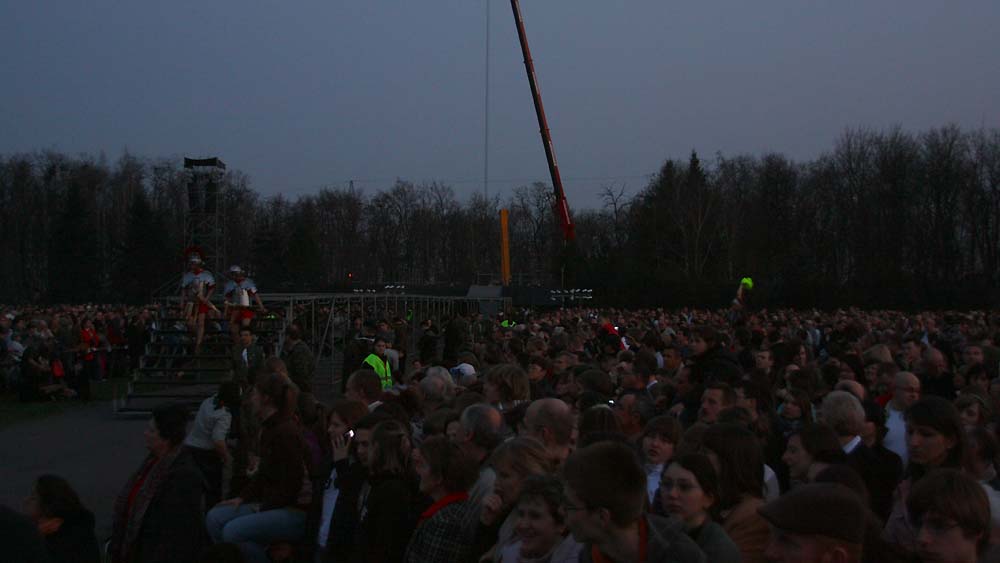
xmin=1 ymin=305 xmax=155 ymax=402
xmin=7 ymin=305 xmax=1000 ymax=562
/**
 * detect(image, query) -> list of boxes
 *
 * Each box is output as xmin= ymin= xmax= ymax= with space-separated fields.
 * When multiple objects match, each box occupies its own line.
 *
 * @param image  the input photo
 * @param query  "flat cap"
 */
xmin=758 ymin=483 xmax=867 ymax=544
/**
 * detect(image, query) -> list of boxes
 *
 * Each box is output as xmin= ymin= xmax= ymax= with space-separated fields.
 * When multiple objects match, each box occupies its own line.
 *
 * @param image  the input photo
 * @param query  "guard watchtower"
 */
xmin=184 ymin=157 xmax=227 ymax=276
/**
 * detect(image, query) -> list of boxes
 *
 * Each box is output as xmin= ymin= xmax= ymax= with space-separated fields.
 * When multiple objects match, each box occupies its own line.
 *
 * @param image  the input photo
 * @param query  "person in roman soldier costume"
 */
xmin=222 ymin=265 xmax=264 ymax=343
xmin=180 ymin=249 xmax=217 ymax=353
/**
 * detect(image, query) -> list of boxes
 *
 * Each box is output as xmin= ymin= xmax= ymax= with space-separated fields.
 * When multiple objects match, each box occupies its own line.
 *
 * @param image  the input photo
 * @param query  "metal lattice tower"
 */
xmin=183 ymin=157 xmax=227 ymax=276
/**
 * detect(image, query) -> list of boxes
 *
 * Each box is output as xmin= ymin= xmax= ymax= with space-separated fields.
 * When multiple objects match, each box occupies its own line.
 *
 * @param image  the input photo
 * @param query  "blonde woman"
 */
xmin=474 ymin=437 xmax=555 ymax=562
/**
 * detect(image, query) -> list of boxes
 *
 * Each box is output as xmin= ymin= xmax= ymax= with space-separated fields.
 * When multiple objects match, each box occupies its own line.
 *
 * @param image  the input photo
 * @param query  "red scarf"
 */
xmin=111 ymin=448 xmax=183 ymax=563
xmin=419 ymin=491 xmax=468 ymax=524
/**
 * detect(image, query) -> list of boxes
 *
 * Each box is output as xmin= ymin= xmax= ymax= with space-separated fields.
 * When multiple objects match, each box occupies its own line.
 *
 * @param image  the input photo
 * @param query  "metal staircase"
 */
xmin=113 ymin=300 xmax=284 ymax=416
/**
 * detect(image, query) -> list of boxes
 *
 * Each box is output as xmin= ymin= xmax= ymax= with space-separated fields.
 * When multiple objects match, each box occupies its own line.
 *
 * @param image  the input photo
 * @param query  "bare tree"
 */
xmin=599 ymin=183 xmax=629 ymax=251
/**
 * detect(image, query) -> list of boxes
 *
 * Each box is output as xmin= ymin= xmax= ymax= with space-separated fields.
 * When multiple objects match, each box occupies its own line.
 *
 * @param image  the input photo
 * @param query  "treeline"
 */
xmin=597 ymin=125 xmax=1000 ymax=309
xmin=1 ymin=125 xmax=999 ymax=308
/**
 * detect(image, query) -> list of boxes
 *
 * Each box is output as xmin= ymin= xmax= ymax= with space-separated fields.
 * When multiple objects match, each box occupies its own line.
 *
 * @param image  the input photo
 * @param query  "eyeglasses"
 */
xmin=659 ymin=480 xmax=701 ymax=494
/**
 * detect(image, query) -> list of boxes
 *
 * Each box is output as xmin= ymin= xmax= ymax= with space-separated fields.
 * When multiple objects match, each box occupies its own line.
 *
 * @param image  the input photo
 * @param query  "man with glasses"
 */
xmin=561 ymin=442 xmax=704 ymax=562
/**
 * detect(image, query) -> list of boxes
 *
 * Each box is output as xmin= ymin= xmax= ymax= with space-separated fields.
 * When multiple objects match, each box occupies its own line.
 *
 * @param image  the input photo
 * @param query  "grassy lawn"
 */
xmin=0 ymin=380 xmax=118 ymax=430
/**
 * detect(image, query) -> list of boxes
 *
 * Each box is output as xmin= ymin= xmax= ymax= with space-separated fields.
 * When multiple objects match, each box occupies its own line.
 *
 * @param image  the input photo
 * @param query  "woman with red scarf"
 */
xmin=404 ymin=436 xmax=479 ymax=562
xmin=110 ymin=404 xmax=206 ymax=563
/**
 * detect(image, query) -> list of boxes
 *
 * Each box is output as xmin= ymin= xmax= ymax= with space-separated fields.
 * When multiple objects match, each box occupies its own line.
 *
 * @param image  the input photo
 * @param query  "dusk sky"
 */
xmin=2 ymin=1 xmax=998 ymax=208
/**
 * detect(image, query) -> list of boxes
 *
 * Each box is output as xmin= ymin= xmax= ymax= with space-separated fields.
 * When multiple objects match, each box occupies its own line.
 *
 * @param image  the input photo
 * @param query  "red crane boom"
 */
xmin=508 ymin=0 xmax=575 ymax=241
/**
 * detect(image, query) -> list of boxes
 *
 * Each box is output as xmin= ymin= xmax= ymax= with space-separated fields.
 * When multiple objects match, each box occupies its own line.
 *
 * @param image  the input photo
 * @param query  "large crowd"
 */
xmin=6 ymin=305 xmax=1000 ymax=563
xmin=1 ymin=305 xmax=155 ymax=402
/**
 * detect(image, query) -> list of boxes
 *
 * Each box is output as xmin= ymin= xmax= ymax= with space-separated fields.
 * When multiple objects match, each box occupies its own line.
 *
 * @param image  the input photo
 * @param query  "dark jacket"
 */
xmin=578 ymin=514 xmax=705 ymax=563
xmin=232 ymin=343 xmax=265 ymax=385
xmin=689 ymin=520 xmax=740 ymax=563
xmin=418 ymin=326 xmax=439 ymax=364
xmin=530 ymin=378 xmax=555 ymax=400
xmin=240 ymin=412 xmax=308 ymax=511
xmin=282 ymin=339 xmax=315 ymax=392
xmin=691 ymin=347 xmax=743 ymax=384
xmin=351 ymin=472 xmax=425 ymax=563
xmin=112 ymin=448 xmax=207 ymax=563
xmin=343 ymin=336 xmax=373 ymax=392
xmin=921 ymin=371 xmax=956 ymax=401
xmin=758 ymin=413 xmax=790 ymax=492
xmin=0 ymin=504 xmax=50 ymax=563
xmin=466 ymin=513 xmax=504 ymax=563
xmin=846 ymin=441 xmax=903 ymax=521
xmin=323 ymin=458 xmax=368 ymax=562
xmin=43 ymin=509 xmax=100 ymax=563
xmin=444 ymin=317 xmax=469 ymax=359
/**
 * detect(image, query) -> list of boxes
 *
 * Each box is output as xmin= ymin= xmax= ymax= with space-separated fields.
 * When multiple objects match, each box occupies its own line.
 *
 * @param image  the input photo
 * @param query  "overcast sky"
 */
xmin=2 ymin=1 xmax=998 ymax=208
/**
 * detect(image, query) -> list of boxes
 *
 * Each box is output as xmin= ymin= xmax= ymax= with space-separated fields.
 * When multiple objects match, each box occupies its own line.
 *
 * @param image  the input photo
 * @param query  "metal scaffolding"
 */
xmin=115 ymin=291 xmax=510 ymax=415
xmin=183 ymin=157 xmax=227 ymax=277
xmin=263 ymin=290 xmax=511 ymax=372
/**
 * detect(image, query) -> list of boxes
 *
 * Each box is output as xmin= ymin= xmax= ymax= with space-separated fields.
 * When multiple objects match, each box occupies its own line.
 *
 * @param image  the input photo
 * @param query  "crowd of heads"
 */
xmin=1 ymin=304 xmax=154 ymax=401
xmin=12 ymin=304 xmax=1000 ymax=562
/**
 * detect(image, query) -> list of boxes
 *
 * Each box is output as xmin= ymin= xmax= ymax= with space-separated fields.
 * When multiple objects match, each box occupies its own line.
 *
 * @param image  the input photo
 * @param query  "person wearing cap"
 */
xmin=450 ymin=362 xmax=478 ymax=387
xmin=223 ymin=265 xmax=264 ymax=344
xmin=180 ymin=253 xmax=217 ymax=354
xmin=758 ymin=483 xmax=867 ymax=563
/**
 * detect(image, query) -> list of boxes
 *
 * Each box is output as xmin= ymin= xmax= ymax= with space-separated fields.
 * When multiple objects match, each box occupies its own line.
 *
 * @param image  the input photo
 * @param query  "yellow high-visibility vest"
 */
xmin=363 ymin=354 xmax=392 ymax=389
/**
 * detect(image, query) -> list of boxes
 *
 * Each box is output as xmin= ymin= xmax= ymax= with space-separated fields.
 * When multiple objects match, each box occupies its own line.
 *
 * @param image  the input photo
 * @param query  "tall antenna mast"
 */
xmin=484 ymin=0 xmax=491 ymax=200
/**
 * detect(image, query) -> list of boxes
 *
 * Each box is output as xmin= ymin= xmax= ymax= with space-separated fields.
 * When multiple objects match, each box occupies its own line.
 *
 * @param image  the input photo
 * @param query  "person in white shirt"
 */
xmin=184 ymin=382 xmax=240 ymax=507
xmin=884 ymin=372 xmax=921 ymax=467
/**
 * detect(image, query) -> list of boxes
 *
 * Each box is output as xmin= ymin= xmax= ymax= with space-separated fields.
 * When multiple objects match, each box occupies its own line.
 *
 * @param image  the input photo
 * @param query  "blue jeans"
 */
xmin=206 ymin=503 xmax=306 ymax=563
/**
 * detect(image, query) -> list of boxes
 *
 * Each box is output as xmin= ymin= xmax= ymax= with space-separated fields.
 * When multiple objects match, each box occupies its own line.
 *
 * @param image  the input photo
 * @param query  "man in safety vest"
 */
xmin=362 ymin=337 xmax=393 ymax=390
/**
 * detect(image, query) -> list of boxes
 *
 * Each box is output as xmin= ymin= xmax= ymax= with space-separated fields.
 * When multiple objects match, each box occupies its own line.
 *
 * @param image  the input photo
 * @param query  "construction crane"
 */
xmin=508 ymin=0 xmax=575 ymax=242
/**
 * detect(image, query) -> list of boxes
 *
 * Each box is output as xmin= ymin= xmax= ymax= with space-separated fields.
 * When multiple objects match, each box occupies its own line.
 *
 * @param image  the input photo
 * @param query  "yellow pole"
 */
xmin=500 ymin=209 xmax=511 ymax=286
